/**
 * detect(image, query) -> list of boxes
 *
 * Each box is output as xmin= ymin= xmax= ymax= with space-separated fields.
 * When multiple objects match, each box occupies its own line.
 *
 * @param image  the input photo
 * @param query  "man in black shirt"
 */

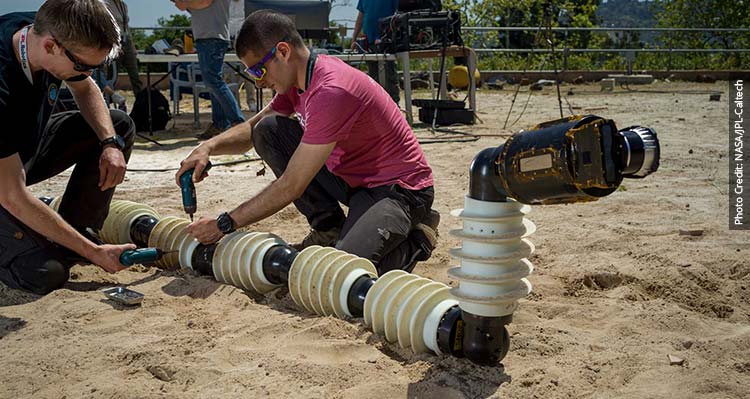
xmin=0 ymin=0 xmax=137 ymax=294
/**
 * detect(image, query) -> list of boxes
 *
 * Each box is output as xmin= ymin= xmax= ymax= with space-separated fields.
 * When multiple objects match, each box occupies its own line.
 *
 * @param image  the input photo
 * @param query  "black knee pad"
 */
xmin=1 ymin=251 xmax=70 ymax=295
xmin=23 ymin=256 xmax=69 ymax=295
xmin=0 ymin=207 xmax=70 ymax=294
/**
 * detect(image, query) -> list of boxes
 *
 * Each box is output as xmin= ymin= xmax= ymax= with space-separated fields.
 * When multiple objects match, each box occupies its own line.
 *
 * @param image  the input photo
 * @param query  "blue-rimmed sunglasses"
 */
xmin=245 ymin=38 xmax=288 ymax=80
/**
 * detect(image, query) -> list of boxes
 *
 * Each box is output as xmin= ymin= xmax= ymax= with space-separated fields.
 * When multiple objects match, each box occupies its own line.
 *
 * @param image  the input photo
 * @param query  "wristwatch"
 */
xmin=100 ymin=135 xmax=125 ymax=151
xmin=216 ymin=212 xmax=236 ymax=234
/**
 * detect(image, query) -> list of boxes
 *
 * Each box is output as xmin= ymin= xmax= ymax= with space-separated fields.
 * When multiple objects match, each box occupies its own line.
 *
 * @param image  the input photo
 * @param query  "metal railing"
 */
xmin=129 ymin=25 xmax=750 ymax=71
xmin=460 ymin=26 xmax=750 ymax=72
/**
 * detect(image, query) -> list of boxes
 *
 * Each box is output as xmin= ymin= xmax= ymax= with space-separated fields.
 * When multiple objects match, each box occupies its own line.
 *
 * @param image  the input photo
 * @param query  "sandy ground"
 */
xmin=1 ymin=81 xmax=749 ymax=399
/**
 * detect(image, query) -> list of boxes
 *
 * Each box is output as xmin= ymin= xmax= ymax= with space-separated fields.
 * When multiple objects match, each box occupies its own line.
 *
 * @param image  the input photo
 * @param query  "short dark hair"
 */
xmin=34 ymin=0 xmax=121 ymax=60
xmin=235 ymin=10 xmax=305 ymax=58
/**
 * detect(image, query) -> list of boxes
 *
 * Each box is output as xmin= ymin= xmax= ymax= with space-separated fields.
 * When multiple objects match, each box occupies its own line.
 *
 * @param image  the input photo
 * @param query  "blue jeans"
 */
xmin=195 ymin=39 xmax=244 ymax=128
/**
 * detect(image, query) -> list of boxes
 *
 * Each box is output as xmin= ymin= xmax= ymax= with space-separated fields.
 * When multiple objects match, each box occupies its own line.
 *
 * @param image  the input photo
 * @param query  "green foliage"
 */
xmin=652 ymin=0 xmax=750 ymax=69
xmin=597 ymin=0 xmax=659 ymax=28
xmin=437 ymin=0 xmax=747 ymax=71
xmin=131 ymin=14 xmax=191 ymax=53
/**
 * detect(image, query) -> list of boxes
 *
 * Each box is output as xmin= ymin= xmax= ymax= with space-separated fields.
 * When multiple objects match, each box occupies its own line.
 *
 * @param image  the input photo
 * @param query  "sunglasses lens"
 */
xmin=247 ymin=66 xmax=265 ymax=80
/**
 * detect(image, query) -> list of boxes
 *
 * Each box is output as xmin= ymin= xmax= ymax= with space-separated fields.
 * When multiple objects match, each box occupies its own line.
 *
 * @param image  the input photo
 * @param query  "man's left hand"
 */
xmin=187 ymin=216 xmax=224 ymax=244
xmin=99 ymin=146 xmax=127 ymax=191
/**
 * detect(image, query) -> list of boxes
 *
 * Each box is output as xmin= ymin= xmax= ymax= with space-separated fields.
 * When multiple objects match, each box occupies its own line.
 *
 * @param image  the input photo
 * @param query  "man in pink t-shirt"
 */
xmin=177 ymin=10 xmax=439 ymax=274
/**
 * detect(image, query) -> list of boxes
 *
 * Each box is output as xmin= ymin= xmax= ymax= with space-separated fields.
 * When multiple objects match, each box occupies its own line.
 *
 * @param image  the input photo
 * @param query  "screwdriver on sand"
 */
xmin=119 ymin=248 xmax=178 ymax=267
xmin=179 ymin=162 xmax=212 ymax=221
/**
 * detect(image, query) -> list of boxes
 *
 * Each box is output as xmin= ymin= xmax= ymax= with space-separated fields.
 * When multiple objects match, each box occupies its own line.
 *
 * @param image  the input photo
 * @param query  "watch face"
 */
xmin=102 ymin=135 xmax=125 ymax=150
xmin=218 ymin=213 xmax=234 ymax=233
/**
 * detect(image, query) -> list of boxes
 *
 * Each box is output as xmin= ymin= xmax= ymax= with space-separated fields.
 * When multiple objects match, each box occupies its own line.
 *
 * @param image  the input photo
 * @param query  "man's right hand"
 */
xmin=175 ymin=147 xmax=211 ymax=186
xmin=87 ymin=243 xmax=137 ymax=273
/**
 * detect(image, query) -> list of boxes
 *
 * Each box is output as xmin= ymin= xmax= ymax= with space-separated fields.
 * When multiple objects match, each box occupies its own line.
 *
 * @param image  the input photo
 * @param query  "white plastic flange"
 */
xmin=289 ymin=246 xmax=376 ymax=316
xmin=364 ymin=270 xmax=456 ymax=355
xmin=49 ymin=196 xmax=63 ymax=212
xmin=148 ymin=216 xmax=190 ymax=269
xmin=99 ymin=200 xmax=159 ymax=244
xmin=449 ymin=195 xmax=535 ymax=317
xmin=422 ymin=297 xmax=459 ymax=355
xmin=212 ymin=231 xmax=285 ymax=294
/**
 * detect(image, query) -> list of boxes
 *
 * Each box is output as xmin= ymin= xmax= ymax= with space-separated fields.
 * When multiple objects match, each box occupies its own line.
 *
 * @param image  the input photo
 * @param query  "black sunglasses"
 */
xmin=55 ymin=39 xmax=107 ymax=72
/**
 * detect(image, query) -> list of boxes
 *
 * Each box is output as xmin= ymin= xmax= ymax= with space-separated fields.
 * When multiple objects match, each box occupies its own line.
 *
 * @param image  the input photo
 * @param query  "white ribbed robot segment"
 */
xmin=147 ymin=216 xmax=190 ymax=269
xmin=364 ymin=270 xmax=457 ymax=355
xmin=99 ymin=201 xmax=126 ymax=244
xmin=302 ymin=252 xmax=350 ymax=315
xmin=449 ymin=196 xmax=535 ymax=318
xmin=288 ymin=245 xmax=324 ymax=307
xmin=99 ymin=200 xmax=160 ymax=245
xmin=212 ymin=232 xmax=285 ymax=294
xmin=363 ymin=270 xmax=407 ymax=328
xmin=213 ymin=231 xmax=242 ymax=284
xmin=292 ymin=246 xmax=337 ymax=312
xmin=179 ymin=239 xmax=200 ymax=271
xmin=312 ymin=252 xmax=356 ymax=316
xmin=422 ymin=297 xmax=459 ymax=355
xmin=49 ymin=196 xmax=63 ymax=212
xmin=395 ymin=281 xmax=446 ymax=350
xmin=289 ymin=246 xmax=377 ymax=316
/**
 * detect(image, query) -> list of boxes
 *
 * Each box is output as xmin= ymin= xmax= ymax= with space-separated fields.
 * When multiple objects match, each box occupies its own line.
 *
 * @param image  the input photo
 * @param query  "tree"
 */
xmin=653 ymin=0 xmax=750 ymax=68
xmin=132 ymin=14 xmax=192 ymax=52
xmin=441 ymin=0 xmax=603 ymax=69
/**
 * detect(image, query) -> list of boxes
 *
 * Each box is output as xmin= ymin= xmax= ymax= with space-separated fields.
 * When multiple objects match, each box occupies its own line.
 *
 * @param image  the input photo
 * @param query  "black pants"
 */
xmin=0 ymin=110 xmax=136 ymax=294
xmin=252 ymin=116 xmax=433 ymax=274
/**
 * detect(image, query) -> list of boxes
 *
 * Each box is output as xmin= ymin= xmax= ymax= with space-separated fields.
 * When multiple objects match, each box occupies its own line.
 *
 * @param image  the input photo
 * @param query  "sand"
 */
xmin=1 ymin=81 xmax=749 ymax=398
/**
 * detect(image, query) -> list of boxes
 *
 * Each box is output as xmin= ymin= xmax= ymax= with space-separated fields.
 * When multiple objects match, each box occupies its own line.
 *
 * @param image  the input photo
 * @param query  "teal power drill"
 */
xmin=119 ymin=248 xmax=177 ymax=267
xmin=179 ymin=162 xmax=212 ymax=221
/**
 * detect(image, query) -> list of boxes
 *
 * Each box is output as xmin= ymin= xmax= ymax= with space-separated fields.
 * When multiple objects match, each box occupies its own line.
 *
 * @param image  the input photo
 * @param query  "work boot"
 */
xmin=196 ymin=124 xmax=224 ymax=140
xmin=291 ymin=227 xmax=341 ymax=251
xmin=414 ymin=209 xmax=440 ymax=248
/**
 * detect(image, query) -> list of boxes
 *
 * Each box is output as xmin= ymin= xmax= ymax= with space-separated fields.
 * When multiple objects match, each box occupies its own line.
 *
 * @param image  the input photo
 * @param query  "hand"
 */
xmin=99 ymin=146 xmax=127 ymax=191
xmin=187 ymin=216 xmax=224 ymax=244
xmin=87 ymin=243 xmax=136 ymax=273
xmin=175 ymin=146 xmax=211 ymax=186
xmin=350 ymin=40 xmax=357 ymax=51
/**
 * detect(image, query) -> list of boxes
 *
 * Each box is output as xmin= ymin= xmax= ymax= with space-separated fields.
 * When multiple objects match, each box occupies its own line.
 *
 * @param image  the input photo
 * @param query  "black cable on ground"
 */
xmin=127 ymin=157 xmax=262 ymax=172
xmin=136 ymin=132 xmax=165 ymax=146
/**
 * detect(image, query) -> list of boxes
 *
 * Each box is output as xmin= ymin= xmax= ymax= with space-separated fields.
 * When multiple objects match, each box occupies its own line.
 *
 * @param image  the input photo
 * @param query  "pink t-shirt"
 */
xmin=269 ymin=55 xmax=433 ymax=190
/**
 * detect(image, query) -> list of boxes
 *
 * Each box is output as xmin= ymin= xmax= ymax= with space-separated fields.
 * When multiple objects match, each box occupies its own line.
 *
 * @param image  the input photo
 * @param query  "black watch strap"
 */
xmin=217 ymin=212 xmax=236 ymax=234
xmin=100 ymin=135 xmax=125 ymax=150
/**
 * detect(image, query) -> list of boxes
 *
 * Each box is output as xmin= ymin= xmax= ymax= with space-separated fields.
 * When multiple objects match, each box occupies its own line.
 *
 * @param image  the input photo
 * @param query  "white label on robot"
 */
xmin=519 ymin=154 xmax=553 ymax=172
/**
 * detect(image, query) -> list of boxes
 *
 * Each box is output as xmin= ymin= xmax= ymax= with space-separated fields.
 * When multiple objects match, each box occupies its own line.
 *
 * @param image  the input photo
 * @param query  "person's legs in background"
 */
xmin=195 ymin=38 xmax=245 ymax=138
xmin=119 ymin=34 xmax=143 ymax=96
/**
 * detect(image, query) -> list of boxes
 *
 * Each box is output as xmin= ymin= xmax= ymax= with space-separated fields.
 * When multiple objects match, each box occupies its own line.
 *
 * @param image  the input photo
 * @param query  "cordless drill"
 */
xmin=179 ymin=162 xmax=212 ymax=221
xmin=119 ymin=248 xmax=177 ymax=267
